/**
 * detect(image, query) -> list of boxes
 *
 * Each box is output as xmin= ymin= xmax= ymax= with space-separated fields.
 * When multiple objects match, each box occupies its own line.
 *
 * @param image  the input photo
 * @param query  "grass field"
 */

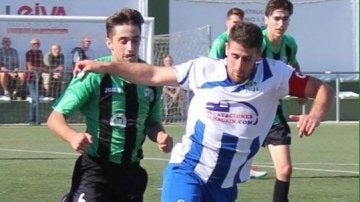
xmin=0 ymin=123 xmax=358 ymax=202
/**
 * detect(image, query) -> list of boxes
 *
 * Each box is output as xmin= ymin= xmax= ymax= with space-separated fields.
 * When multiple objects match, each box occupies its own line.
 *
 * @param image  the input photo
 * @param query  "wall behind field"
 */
xmin=0 ymin=1 xmax=144 ymax=70
xmin=170 ymin=0 xmax=359 ymax=73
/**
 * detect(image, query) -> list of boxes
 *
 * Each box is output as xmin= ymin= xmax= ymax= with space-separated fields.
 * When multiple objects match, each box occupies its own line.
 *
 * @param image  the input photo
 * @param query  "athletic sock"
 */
xmin=273 ymin=179 xmax=290 ymax=202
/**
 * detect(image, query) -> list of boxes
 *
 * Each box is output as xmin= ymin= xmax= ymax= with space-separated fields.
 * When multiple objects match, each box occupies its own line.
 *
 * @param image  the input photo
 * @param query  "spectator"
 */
xmin=80 ymin=36 xmax=96 ymax=59
xmin=47 ymin=8 xmax=173 ymax=201
xmin=0 ymin=37 xmax=25 ymax=101
xmin=162 ymin=55 xmax=181 ymax=123
xmin=73 ymin=22 xmax=334 ymax=202
xmin=25 ymin=38 xmax=45 ymax=125
xmin=69 ymin=36 xmax=96 ymax=81
xmin=43 ymin=44 xmax=65 ymax=99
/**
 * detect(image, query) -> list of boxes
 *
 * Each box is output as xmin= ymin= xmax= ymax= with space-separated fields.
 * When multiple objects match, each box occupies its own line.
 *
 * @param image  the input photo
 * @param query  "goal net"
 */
xmin=153 ymin=25 xmax=211 ymax=123
xmin=0 ymin=14 xmax=154 ymax=124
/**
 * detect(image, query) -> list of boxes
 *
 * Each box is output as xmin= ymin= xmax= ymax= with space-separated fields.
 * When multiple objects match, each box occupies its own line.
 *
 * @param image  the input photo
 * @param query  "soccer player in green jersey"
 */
xmin=209 ymin=7 xmax=267 ymax=179
xmin=208 ymin=7 xmax=244 ymax=59
xmin=47 ymin=8 xmax=173 ymax=202
xmin=261 ymin=1 xmax=303 ymax=201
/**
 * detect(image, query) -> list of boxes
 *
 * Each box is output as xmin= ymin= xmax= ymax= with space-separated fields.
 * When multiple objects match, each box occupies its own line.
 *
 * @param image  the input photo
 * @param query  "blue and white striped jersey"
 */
xmin=171 ymin=57 xmax=295 ymax=188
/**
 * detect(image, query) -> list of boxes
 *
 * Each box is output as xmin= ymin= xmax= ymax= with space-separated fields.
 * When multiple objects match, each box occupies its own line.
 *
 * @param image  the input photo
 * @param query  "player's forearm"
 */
xmin=308 ymin=83 xmax=334 ymax=120
xmin=108 ymin=61 xmax=178 ymax=86
xmin=47 ymin=111 xmax=78 ymax=143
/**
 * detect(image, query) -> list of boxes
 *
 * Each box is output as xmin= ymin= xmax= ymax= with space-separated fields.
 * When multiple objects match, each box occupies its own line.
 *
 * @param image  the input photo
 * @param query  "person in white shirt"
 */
xmin=73 ymin=22 xmax=334 ymax=202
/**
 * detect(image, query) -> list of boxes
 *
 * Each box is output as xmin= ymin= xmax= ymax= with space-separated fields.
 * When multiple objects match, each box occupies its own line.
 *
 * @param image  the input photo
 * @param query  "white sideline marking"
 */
xmin=0 ymin=148 xmax=358 ymax=174
xmin=259 ymin=165 xmax=359 ymax=174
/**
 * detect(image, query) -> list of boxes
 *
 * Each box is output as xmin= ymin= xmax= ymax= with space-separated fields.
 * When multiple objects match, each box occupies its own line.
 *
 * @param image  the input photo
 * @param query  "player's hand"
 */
xmin=69 ymin=132 xmax=93 ymax=153
xmin=156 ymin=132 xmax=173 ymax=153
xmin=73 ymin=60 xmax=109 ymax=78
xmin=288 ymin=114 xmax=320 ymax=138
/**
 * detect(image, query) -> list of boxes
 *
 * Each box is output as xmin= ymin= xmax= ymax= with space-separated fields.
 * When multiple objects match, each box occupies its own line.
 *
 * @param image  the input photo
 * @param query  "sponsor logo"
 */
xmin=5 ymin=3 xmax=69 ymax=34
xmin=110 ymin=113 xmax=126 ymax=128
xmin=105 ymin=87 xmax=123 ymax=94
xmin=6 ymin=3 xmax=67 ymax=16
xmin=206 ymin=100 xmax=259 ymax=125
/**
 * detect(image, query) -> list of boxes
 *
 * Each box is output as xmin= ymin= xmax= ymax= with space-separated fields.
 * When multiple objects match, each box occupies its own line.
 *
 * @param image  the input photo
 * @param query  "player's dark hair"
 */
xmin=265 ymin=0 xmax=293 ymax=16
xmin=227 ymin=7 xmax=244 ymax=19
xmin=106 ymin=8 xmax=144 ymax=37
xmin=229 ymin=22 xmax=263 ymax=49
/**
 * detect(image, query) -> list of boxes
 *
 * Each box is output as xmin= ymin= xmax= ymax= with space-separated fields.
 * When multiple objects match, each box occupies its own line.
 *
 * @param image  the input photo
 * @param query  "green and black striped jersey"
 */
xmin=261 ymin=29 xmax=298 ymax=125
xmin=53 ymin=56 xmax=163 ymax=164
xmin=261 ymin=29 xmax=298 ymax=66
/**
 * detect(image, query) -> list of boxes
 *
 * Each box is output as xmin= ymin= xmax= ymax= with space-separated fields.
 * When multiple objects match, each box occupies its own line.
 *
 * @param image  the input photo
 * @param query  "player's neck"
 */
xmin=267 ymin=33 xmax=282 ymax=48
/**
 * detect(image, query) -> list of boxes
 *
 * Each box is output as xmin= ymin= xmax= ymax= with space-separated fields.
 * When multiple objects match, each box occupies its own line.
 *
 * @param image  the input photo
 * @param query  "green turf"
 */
xmin=0 ymin=123 xmax=358 ymax=201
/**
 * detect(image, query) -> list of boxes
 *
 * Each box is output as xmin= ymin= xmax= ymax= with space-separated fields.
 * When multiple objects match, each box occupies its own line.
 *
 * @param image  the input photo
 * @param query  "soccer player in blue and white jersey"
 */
xmin=74 ymin=22 xmax=334 ymax=201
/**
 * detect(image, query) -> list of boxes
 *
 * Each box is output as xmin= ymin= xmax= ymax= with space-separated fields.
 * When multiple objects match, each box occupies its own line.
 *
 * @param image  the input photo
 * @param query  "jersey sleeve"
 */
xmin=52 ymin=73 xmax=100 ymax=116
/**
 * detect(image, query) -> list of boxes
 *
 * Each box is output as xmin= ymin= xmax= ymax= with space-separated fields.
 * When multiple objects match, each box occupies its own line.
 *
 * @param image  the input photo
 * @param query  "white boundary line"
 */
xmin=0 ymin=148 xmax=358 ymax=174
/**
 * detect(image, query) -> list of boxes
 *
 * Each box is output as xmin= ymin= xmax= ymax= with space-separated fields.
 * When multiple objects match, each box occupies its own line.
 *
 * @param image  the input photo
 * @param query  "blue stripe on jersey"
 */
xmin=208 ymin=133 xmax=239 ymax=185
xmin=178 ymin=67 xmax=191 ymax=85
xmin=200 ymin=79 xmax=233 ymax=89
xmin=233 ymin=136 xmax=260 ymax=184
xmin=262 ymin=59 xmax=273 ymax=82
xmin=182 ymin=120 xmax=206 ymax=169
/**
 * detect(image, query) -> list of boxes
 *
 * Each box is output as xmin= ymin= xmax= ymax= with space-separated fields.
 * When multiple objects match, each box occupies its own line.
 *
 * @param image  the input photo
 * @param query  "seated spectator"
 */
xmin=0 ymin=37 xmax=25 ymax=101
xmin=43 ymin=44 xmax=65 ymax=99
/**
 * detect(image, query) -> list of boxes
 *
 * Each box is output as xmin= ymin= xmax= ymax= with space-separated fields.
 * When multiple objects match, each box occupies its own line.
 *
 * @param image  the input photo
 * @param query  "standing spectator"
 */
xmin=0 ymin=37 xmax=25 ymax=101
xmin=26 ymin=38 xmax=45 ymax=125
xmin=47 ymin=8 xmax=173 ymax=202
xmin=162 ymin=55 xmax=181 ymax=123
xmin=81 ymin=36 xmax=96 ymax=59
xmin=261 ymin=0 xmax=304 ymax=201
xmin=43 ymin=44 xmax=65 ymax=99
xmin=73 ymin=22 xmax=334 ymax=202
xmin=209 ymin=7 xmax=267 ymax=179
xmin=69 ymin=36 xmax=96 ymax=81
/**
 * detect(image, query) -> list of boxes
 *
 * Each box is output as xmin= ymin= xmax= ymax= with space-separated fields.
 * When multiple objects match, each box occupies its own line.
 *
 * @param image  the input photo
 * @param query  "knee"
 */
xmin=276 ymin=164 xmax=292 ymax=179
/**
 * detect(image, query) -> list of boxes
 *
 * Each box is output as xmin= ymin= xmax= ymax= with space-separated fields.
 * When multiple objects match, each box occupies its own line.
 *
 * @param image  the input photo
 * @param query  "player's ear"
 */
xmin=106 ymin=38 xmax=113 ymax=50
xmin=225 ymin=42 xmax=229 ymax=57
xmin=264 ymin=16 xmax=269 ymax=26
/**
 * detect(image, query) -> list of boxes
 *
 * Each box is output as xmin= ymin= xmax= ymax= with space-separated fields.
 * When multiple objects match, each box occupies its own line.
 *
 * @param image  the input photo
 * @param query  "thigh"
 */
xmin=68 ymin=155 xmax=109 ymax=202
xmin=111 ymin=165 xmax=148 ymax=202
xmin=161 ymin=164 xmax=203 ymax=202
xmin=41 ymin=72 xmax=50 ymax=84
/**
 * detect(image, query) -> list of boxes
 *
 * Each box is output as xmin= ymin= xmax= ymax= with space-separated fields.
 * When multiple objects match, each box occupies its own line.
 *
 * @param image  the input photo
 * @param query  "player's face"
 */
xmin=226 ymin=14 xmax=243 ymax=32
xmin=106 ymin=24 xmax=141 ymax=63
xmin=163 ymin=57 xmax=173 ymax=67
xmin=265 ymin=9 xmax=290 ymax=38
xmin=225 ymin=41 xmax=260 ymax=84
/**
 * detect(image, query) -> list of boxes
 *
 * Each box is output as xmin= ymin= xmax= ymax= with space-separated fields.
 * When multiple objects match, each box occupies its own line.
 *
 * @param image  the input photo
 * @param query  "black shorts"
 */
xmin=262 ymin=122 xmax=291 ymax=147
xmin=68 ymin=154 xmax=148 ymax=202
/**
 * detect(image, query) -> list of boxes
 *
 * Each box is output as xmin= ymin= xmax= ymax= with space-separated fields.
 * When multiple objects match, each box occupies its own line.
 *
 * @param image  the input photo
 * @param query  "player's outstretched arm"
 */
xmin=47 ymin=111 xmax=92 ymax=153
xmin=74 ymin=60 xmax=178 ymax=87
xmin=288 ymin=77 xmax=334 ymax=138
